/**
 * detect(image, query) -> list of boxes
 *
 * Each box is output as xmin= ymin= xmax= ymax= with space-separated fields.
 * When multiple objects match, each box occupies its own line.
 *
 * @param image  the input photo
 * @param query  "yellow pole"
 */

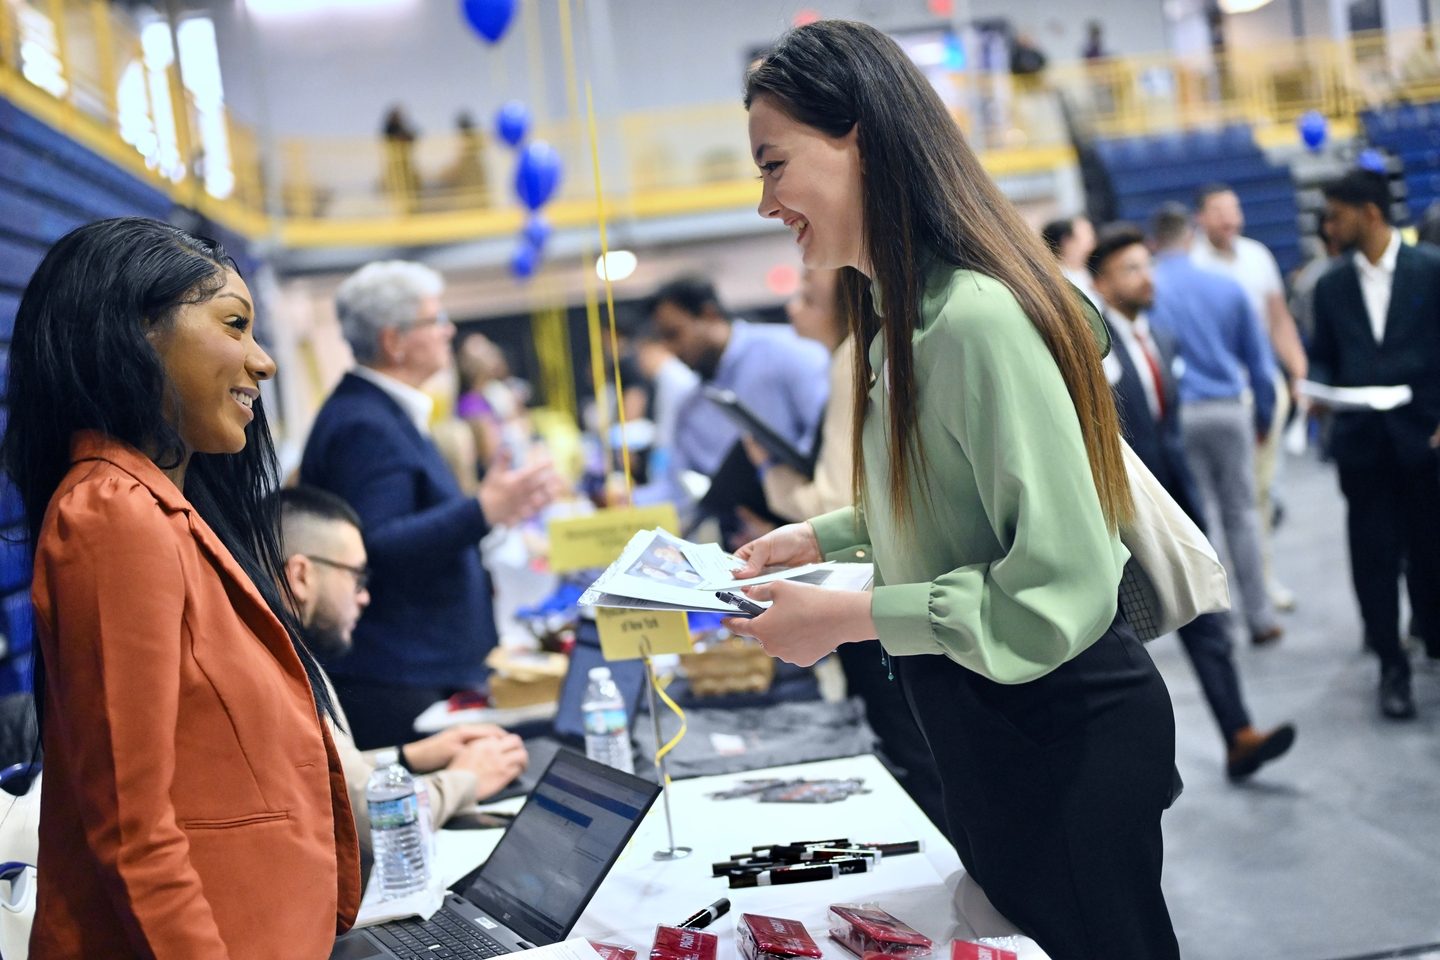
xmin=557 ymin=0 xmax=614 ymax=487
xmin=585 ymin=78 xmax=632 ymax=499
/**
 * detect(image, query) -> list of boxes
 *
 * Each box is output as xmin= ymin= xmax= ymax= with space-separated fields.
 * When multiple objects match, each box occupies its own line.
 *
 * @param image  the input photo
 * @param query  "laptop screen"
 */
xmin=464 ymin=750 xmax=660 ymax=945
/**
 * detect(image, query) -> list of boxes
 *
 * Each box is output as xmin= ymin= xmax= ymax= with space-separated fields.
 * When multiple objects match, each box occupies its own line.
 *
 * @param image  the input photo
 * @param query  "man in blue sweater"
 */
xmin=301 ymin=260 xmax=557 ymax=748
xmin=1149 ymin=204 xmax=1283 ymax=648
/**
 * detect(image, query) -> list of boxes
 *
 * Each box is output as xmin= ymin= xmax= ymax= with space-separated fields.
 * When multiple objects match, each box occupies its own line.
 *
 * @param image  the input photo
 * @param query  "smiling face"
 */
xmin=150 ymin=269 xmax=275 ymax=456
xmin=749 ymin=95 xmax=867 ymax=273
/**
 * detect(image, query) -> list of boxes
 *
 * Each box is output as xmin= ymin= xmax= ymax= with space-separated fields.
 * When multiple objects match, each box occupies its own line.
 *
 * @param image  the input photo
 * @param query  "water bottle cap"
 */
xmin=587 ymin=666 xmax=612 ymax=681
xmin=373 ymin=748 xmax=400 ymax=768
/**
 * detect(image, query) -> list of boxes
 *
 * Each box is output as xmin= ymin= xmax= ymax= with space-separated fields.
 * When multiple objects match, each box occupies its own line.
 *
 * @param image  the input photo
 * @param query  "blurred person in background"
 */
xmin=1192 ymin=182 xmax=1309 ymax=614
xmin=381 ymin=105 xmax=420 ymax=213
xmin=1041 ymin=214 xmax=1100 ymax=308
xmin=277 ymin=487 xmax=527 ymax=869
xmin=649 ymin=273 xmax=829 ymax=484
xmin=302 ymin=261 xmax=558 ymax=748
xmin=1149 ymin=203 xmax=1282 ymax=647
xmin=733 ymin=22 xmax=1179 ymax=957
xmin=634 ymin=326 xmax=699 ymax=487
xmin=1311 ymin=169 xmax=1440 ymax=719
xmin=4 ymin=217 xmax=359 ymax=958
xmin=457 ymin=332 xmax=515 ymax=467
xmin=744 ymin=265 xmax=946 ymax=828
xmin=1289 ymin=214 xmax=1343 ymax=343
xmin=1091 ymin=225 xmax=1295 ymax=779
xmin=442 ymin=110 xmax=488 ymax=206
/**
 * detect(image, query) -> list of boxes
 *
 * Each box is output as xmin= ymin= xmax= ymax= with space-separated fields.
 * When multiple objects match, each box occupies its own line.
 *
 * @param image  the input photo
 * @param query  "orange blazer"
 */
xmin=28 ymin=433 xmax=361 ymax=960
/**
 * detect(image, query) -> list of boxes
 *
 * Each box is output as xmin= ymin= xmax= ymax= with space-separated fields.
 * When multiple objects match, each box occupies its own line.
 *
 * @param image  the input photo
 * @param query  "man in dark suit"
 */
xmin=1091 ymin=226 xmax=1295 ymax=779
xmin=1313 ymin=170 xmax=1440 ymax=719
xmin=302 ymin=260 xmax=558 ymax=748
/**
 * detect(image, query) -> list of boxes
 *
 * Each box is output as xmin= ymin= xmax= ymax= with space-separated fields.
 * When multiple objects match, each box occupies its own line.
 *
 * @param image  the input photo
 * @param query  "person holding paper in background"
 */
xmin=730 ymin=22 xmax=1180 ymax=959
xmin=1311 ymin=169 xmax=1440 ymax=719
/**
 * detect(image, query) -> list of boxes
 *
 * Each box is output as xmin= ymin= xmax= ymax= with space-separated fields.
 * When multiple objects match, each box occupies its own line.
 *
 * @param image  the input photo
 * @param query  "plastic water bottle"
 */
xmin=366 ymin=749 xmax=429 ymax=898
xmin=582 ymin=666 xmax=635 ymax=774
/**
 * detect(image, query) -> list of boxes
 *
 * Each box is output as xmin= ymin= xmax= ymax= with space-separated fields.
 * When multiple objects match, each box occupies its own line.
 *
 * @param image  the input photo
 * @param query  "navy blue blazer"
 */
xmin=1104 ymin=314 xmax=1208 ymax=532
xmin=1310 ymin=241 xmax=1440 ymax=468
xmin=300 ymin=373 xmax=495 ymax=688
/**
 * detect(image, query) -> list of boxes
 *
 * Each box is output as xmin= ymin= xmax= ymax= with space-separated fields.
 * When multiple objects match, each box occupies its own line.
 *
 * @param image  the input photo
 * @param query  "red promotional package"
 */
xmin=828 ymin=904 xmax=934 ymax=958
xmin=650 ymin=925 xmax=718 ymax=960
xmin=737 ymin=914 xmax=824 ymax=960
xmin=589 ymin=942 xmax=639 ymax=960
xmin=950 ymin=941 xmax=1018 ymax=960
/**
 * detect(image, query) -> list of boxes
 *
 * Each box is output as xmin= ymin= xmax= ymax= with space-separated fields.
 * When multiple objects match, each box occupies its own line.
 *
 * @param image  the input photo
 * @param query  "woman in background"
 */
xmin=4 ymin=217 xmax=359 ymax=959
xmin=729 ymin=22 xmax=1179 ymax=959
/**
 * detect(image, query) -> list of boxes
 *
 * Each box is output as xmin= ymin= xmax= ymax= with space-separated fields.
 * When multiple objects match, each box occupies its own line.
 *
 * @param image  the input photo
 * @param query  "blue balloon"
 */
xmin=496 ymin=101 xmax=530 ymax=148
xmin=511 ymin=241 xmax=537 ymax=280
xmin=1357 ymin=148 xmax=1387 ymax=174
xmin=514 ymin=141 xmax=562 ymax=211
xmin=523 ymin=214 xmax=551 ymax=250
xmin=1299 ymin=110 xmax=1328 ymax=151
xmin=462 ymin=0 xmax=515 ymax=43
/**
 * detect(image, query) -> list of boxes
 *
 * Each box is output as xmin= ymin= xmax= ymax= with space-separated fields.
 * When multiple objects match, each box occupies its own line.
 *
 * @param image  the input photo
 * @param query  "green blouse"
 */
xmin=809 ymin=264 xmax=1129 ymax=684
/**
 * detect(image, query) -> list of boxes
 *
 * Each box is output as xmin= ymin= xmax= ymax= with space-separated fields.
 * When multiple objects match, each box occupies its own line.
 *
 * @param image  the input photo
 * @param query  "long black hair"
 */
xmin=745 ymin=21 xmax=1131 ymax=530
xmin=1 ymin=217 xmax=336 ymax=726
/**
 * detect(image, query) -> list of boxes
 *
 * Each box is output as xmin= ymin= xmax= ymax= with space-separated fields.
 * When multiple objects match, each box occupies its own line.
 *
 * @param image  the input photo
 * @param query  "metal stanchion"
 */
xmin=643 ymin=640 xmax=690 ymax=861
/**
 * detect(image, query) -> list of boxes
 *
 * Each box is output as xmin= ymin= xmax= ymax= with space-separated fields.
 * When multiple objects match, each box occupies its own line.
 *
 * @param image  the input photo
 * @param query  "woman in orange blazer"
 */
xmin=2 ymin=218 xmax=361 ymax=959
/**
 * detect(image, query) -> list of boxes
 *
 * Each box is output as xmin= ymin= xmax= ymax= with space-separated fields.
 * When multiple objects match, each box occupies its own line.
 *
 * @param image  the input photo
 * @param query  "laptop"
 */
xmin=331 ymin=750 xmax=661 ymax=960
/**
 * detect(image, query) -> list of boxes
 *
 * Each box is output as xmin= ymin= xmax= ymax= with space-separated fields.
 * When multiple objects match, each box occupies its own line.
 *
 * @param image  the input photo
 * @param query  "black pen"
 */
xmin=716 ymin=591 xmax=766 ymax=617
xmin=677 ymin=897 xmax=730 ymax=929
xmin=729 ymin=862 xmax=839 ymax=888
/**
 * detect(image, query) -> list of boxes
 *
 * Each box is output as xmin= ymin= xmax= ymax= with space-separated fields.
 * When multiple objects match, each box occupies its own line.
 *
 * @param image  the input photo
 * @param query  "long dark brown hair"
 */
xmin=2 ymin=217 xmax=337 ymax=729
xmin=745 ymin=20 xmax=1132 ymax=530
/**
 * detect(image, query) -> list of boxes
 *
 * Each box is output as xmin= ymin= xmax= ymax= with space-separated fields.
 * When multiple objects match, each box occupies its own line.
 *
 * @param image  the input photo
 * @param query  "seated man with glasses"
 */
xmin=276 ymin=486 xmax=528 ymax=870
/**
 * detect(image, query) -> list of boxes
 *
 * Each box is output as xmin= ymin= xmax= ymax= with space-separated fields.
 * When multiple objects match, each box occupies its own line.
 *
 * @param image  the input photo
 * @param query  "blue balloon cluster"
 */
xmin=1299 ymin=111 xmax=1328 ymax=151
xmin=462 ymin=0 xmax=515 ymax=44
xmin=489 ymin=108 xmax=562 ymax=280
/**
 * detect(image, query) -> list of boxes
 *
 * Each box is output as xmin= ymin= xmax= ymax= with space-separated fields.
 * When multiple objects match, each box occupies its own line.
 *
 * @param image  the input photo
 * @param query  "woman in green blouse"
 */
xmin=728 ymin=21 xmax=1180 ymax=960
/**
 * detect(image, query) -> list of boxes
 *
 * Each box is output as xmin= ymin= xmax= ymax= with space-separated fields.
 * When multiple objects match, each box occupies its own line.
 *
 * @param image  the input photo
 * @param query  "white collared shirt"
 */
xmin=351 ymin=365 xmax=434 ymax=436
xmin=1355 ymin=228 xmax=1402 ymax=344
xmin=1105 ymin=308 xmax=1164 ymax=421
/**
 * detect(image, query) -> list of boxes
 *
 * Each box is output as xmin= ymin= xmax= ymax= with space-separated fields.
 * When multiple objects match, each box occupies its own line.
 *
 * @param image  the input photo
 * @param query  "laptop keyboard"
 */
xmin=376 ymin=909 xmax=510 ymax=959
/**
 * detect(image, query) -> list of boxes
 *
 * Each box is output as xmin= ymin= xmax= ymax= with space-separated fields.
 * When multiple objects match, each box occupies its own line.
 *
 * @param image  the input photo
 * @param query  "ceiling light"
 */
xmin=1218 ymin=0 xmax=1274 ymax=13
xmin=596 ymin=250 xmax=637 ymax=282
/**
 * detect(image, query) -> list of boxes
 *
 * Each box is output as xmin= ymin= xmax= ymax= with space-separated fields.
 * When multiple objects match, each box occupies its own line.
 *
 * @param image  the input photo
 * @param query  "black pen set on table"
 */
xmin=712 ymin=838 xmax=923 ymax=888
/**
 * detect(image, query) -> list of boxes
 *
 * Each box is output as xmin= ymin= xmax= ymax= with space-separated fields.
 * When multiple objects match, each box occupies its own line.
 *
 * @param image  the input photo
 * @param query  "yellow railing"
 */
xmin=4 ymin=3 xmax=1440 ymax=249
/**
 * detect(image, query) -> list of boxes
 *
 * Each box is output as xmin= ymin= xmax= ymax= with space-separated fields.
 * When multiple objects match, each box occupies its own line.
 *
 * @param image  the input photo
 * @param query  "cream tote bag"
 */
xmin=1116 ymin=441 xmax=1231 ymax=641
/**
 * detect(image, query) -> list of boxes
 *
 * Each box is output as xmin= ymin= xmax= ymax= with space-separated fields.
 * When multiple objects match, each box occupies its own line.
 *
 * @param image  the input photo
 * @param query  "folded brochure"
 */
xmin=578 ymin=528 xmax=873 ymax=615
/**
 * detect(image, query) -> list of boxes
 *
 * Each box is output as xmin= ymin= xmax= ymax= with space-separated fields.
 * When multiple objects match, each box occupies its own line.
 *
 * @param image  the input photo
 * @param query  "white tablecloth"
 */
xmin=576 ymin=755 xmax=1046 ymax=959
xmin=429 ymin=754 xmax=1046 ymax=959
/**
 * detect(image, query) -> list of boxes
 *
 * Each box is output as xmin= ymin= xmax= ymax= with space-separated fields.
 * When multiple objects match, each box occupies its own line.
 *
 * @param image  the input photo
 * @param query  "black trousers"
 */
xmin=1177 ymin=610 xmax=1250 ymax=746
xmin=895 ymin=616 xmax=1180 ymax=960
xmin=330 ymin=677 xmax=460 ymax=751
xmin=1338 ymin=451 xmax=1440 ymax=674
xmin=835 ymin=640 xmax=947 ymax=832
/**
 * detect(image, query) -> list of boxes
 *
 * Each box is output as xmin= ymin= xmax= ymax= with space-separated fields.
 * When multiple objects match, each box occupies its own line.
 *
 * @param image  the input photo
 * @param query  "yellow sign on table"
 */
xmin=547 ymin=504 xmax=680 ymax=573
xmin=548 ymin=504 xmax=691 ymax=662
xmin=595 ymin=607 xmax=693 ymax=661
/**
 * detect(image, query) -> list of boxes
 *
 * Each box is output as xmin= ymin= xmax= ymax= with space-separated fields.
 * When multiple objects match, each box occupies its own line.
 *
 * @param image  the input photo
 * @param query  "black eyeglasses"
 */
xmin=305 ymin=555 xmax=370 ymax=592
